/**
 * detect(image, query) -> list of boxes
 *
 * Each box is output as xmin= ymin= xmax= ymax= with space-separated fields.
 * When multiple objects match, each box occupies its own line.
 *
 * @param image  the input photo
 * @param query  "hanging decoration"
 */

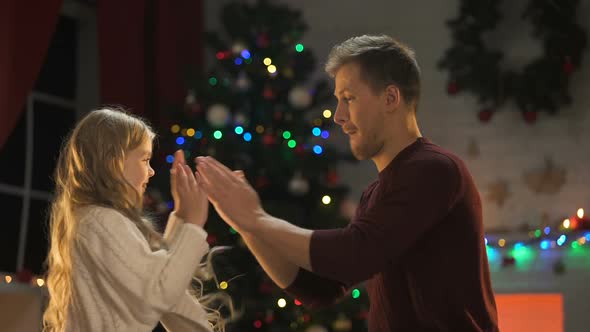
xmin=438 ymin=0 xmax=587 ymax=123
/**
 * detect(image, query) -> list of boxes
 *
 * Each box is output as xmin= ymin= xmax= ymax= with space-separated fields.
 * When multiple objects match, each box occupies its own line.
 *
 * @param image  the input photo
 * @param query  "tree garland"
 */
xmin=439 ymin=0 xmax=587 ymax=124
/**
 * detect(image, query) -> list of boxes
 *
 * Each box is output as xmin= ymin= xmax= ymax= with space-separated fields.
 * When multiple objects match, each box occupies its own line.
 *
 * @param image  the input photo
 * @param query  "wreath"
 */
xmin=438 ymin=0 xmax=587 ymax=124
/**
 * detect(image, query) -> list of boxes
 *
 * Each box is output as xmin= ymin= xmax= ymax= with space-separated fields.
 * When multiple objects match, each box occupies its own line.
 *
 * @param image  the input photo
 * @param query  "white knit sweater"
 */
xmin=66 ymin=205 xmax=213 ymax=332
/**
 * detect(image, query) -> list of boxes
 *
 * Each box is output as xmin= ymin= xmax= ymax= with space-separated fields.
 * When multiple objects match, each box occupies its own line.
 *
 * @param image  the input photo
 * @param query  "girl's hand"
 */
xmin=170 ymin=163 xmax=208 ymax=227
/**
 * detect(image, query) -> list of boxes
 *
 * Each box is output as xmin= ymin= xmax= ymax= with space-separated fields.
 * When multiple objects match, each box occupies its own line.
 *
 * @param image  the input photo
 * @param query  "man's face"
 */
xmin=333 ymin=62 xmax=386 ymax=160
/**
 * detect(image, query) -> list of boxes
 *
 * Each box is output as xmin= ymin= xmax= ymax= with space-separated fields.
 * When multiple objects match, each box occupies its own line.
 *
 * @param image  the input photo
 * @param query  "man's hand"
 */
xmin=195 ymin=156 xmax=265 ymax=233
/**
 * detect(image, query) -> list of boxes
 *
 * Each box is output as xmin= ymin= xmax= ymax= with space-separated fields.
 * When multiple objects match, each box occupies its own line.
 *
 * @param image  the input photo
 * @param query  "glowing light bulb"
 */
xmin=322 ymin=195 xmax=332 ymax=205
xmin=186 ymin=128 xmax=196 ymax=137
xmin=171 ymin=124 xmax=180 ymax=133
xmin=563 ymin=219 xmax=570 ymax=229
xmin=5 ymin=276 xmax=12 ymax=283
xmin=36 ymin=278 xmax=45 ymax=287
xmin=577 ymin=208 xmax=584 ymax=219
xmin=219 ymin=281 xmax=228 ymax=290
xmin=277 ymin=298 xmax=287 ymax=308
xmin=263 ymin=57 xmax=272 ymax=66
xmin=267 ymin=65 xmax=277 ymax=74
xmin=323 ymin=109 xmax=332 ymax=118
xmin=498 ymin=239 xmax=506 ymax=247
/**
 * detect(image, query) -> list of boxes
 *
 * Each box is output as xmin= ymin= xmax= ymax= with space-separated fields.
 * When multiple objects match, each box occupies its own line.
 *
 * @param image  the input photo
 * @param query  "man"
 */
xmin=195 ymin=35 xmax=498 ymax=331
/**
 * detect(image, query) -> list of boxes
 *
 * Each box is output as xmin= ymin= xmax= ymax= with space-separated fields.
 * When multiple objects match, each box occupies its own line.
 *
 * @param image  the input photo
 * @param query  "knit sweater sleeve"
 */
xmin=160 ymin=290 xmax=213 ymax=332
xmin=76 ymin=207 xmax=210 ymax=313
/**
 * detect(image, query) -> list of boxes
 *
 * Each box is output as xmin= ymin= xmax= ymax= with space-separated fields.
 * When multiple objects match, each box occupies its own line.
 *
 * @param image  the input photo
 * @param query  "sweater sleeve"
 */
xmin=309 ymin=157 xmax=460 ymax=286
xmin=160 ymin=291 xmax=213 ymax=332
xmin=76 ymin=207 xmax=210 ymax=313
xmin=284 ymin=268 xmax=348 ymax=308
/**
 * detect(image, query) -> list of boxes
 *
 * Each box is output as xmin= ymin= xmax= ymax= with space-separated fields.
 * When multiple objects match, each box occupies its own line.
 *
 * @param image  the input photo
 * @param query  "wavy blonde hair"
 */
xmin=43 ymin=108 xmax=233 ymax=331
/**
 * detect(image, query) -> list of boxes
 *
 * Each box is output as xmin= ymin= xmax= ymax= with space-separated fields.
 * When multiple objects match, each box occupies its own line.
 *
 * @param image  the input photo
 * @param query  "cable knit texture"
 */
xmin=66 ymin=205 xmax=213 ymax=332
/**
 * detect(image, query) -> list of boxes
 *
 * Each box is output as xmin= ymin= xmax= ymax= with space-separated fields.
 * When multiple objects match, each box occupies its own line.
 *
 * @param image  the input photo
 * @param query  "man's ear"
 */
xmin=384 ymin=84 xmax=402 ymax=112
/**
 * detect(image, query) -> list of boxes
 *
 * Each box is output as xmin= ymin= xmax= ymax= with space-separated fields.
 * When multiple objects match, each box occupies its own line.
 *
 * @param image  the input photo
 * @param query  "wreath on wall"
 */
xmin=438 ymin=0 xmax=587 ymax=124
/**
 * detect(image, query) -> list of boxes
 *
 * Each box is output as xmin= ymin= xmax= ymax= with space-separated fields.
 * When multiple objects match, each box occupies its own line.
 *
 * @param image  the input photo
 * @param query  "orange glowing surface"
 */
xmin=496 ymin=293 xmax=563 ymax=332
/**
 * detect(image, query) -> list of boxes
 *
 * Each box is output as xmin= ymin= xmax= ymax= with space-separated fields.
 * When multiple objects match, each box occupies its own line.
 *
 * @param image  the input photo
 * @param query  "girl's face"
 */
xmin=123 ymin=139 xmax=155 ymax=195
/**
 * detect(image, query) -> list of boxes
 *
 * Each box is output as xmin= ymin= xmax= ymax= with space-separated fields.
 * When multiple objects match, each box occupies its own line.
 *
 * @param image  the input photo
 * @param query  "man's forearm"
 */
xmin=246 ymin=213 xmax=313 ymax=271
xmin=240 ymin=233 xmax=299 ymax=289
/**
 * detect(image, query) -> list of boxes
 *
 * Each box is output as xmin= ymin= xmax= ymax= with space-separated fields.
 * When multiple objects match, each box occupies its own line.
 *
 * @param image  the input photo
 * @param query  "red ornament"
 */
xmin=263 ymin=134 xmax=276 ymax=146
xmin=563 ymin=57 xmax=575 ymax=75
xmin=188 ymin=102 xmax=201 ymax=114
xmin=447 ymin=82 xmax=459 ymax=95
xmin=326 ymin=170 xmax=340 ymax=185
xmin=478 ymin=109 xmax=493 ymax=123
xmin=295 ymin=145 xmax=305 ymax=155
xmin=16 ymin=268 xmax=33 ymax=283
xmin=256 ymin=33 xmax=270 ymax=48
xmin=523 ymin=110 xmax=537 ymax=124
xmin=256 ymin=176 xmax=271 ymax=189
xmin=263 ymin=87 xmax=274 ymax=100
xmin=206 ymin=234 xmax=217 ymax=246
xmin=264 ymin=314 xmax=274 ymax=324
xmin=258 ymin=281 xmax=274 ymax=294
xmin=501 ymin=256 xmax=516 ymax=267
xmin=273 ymin=111 xmax=282 ymax=120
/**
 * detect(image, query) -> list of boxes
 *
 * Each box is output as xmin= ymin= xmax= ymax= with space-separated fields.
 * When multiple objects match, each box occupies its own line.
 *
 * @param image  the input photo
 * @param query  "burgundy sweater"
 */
xmin=286 ymin=138 xmax=498 ymax=331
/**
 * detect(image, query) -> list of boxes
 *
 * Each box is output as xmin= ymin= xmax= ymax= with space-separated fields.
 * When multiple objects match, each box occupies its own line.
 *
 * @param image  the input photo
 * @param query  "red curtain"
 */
xmin=98 ymin=0 xmax=203 ymax=128
xmin=0 ymin=0 xmax=63 ymax=150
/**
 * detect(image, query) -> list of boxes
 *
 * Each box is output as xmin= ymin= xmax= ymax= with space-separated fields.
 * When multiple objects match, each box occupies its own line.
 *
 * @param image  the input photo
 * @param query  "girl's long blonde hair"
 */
xmin=43 ymin=108 xmax=234 ymax=332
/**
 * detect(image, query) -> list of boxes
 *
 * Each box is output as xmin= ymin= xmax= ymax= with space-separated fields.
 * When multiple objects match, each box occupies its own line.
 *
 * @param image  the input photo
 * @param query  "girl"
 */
xmin=43 ymin=108 xmax=217 ymax=331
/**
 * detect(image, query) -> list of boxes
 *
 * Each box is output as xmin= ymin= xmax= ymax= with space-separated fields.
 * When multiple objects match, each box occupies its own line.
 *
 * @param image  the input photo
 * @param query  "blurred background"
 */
xmin=1 ymin=0 xmax=589 ymax=331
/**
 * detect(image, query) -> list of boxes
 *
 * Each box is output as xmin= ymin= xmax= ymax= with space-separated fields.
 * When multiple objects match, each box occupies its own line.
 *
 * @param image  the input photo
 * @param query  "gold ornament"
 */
xmin=487 ymin=179 xmax=510 ymax=207
xmin=523 ymin=158 xmax=567 ymax=194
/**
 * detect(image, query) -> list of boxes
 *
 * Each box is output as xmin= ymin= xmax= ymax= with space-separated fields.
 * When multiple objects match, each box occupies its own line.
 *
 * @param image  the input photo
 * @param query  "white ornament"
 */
xmin=207 ymin=104 xmax=230 ymax=127
xmin=236 ymin=72 xmax=251 ymax=91
xmin=233 ymin=113 xmax=249 ymax=126
xmin=185 ymin=89 xmax=196 ymax=105
xmin=288 ymin=172 xmax=309 ymax=196
xmin=332 ymin=314 xmax=352 ymax=331
xmin=305 ymin=325 xmax=328 ymax=332
xmin=232 ymin=42 xmax=247 ymax=54
xmin=288 ymin=86 xmax=312 ymax=109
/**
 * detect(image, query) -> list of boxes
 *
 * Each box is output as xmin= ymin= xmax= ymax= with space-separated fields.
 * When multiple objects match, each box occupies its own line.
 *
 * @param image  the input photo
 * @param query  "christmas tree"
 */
xmin=149 ymin=1 xmax=367 ymax=331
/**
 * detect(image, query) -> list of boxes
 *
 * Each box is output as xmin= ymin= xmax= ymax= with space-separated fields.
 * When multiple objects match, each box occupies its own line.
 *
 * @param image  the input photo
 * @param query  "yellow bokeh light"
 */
xmin=36 ymin=278 xmax=45 ymax=287
xmin=219 ymin=281 xmax=228 ymax=290
xmin=267 ymin=65 xmax=277 ymax=74
xmin=563 ymin=219 xmax=570 ymax=229
xmin=313 ymin=119 xmax=323 ymax=126
xmin=181 ymin=128 xmax=188 ymax=136
xmin=498 ymin=239 xmax=506 ymax=247
xmin=322 ymin=195 xmax=332 ymax=205
xmin=5 ymin=275 xmax=12 ymax=283
xmin=263 ymin=57 xmax=272 ymax=66
xmin=256 ymin=125 xmax=265 ymax=134
xmin=577 ymin=208 xmax=584 ymax=219
xmin=277 ymin=298 xmax=287 ymax=308
xmin=323 ymin=109 xmax=332 ymax=118
xmin=187 ymin=128 xmax=196 ymax=137
xmin=171 ymin=124 xmax=180 ymax=134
